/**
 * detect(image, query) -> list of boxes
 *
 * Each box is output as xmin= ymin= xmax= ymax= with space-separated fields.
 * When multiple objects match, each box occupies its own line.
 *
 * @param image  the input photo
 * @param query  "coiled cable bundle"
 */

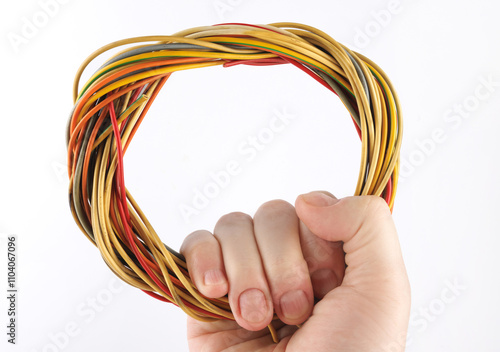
xmin=66 ymin=22 xmax=402 ymax=341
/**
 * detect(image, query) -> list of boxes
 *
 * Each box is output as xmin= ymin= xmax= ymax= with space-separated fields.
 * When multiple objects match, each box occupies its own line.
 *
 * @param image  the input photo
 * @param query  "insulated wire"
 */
xmin=66 ymin=22 xmax=403 ymax=343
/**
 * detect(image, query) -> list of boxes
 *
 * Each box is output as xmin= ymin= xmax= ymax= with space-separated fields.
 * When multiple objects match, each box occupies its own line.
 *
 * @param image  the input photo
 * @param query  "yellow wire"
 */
xmin=68 ymin=23 xmax=402 ymax=345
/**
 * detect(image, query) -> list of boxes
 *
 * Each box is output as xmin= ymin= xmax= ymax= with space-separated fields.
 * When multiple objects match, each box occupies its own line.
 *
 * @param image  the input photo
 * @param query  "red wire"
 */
xmin=130 ymin=85 xmax=146 ymax=106
xmin=279 ymin=56 xmax=362 ymax=138
xmin=110 ymin=100 xmax=229 ymax=316
xmin=223 ymin=57 xmax=288 ymax=67
xmin=224 ymin=53 xmax=362 ymax=138
xmin=101 ymin=29 xmax=394 ymax=315
xmin=123 ymin=75 xmax=170 ymax=154
xmin=109 ymin=101 xmax=174 ymax=298
xmin=141 ymin=290 xmax=231 ymax=319
xmin=218 ymin=35 xmax=363 ymax=139
xmin=383 ymin=176 xmax=393 ymax=205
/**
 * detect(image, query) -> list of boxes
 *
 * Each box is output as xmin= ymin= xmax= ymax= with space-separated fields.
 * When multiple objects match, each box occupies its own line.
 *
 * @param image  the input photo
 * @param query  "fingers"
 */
xmin=253 ymin=200 xmax=314 ymax=325
xmin=214 ymin=212 xmax=274 ymax=331
xmin=183 ymin=196 xmax=357 ymax=332
xmin=299 ymin=220 xmax=345 ymax=299
xmin=180 ymin=230 xmax=228 ymax=299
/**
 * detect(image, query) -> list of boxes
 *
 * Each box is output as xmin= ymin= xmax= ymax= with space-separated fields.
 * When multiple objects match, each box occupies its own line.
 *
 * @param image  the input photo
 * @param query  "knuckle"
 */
xmin=318 ymin=190 xmax=336 ymax=198
xmin=255 ymin=199 xmax=295 ymax=221
xmin=216 ymin=211 xmax=252 ymax=228
xmin=180 ymin=230 xmax=213 ymax=255
xmin=354 ymin=196 xmax=393 ymax=233
xmin=361 ymin=195 xmax=391 ymax=219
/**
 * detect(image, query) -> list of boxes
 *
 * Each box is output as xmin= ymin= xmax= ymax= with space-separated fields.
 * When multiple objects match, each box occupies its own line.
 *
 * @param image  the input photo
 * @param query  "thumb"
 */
xmin=295 ymin=192 xmax=410 ymax=351
xmin=295 ymin=191 xmax=407 ymax=282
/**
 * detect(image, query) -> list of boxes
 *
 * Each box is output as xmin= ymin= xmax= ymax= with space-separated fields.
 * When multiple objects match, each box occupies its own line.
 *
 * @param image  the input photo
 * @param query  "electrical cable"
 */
xmin=66 ymin=22 xmax=403 ymax=343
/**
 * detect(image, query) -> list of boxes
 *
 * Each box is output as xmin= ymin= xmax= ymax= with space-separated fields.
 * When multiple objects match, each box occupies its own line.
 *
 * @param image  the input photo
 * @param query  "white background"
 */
xmin=1 ymin=0 xmax=499 ymax=351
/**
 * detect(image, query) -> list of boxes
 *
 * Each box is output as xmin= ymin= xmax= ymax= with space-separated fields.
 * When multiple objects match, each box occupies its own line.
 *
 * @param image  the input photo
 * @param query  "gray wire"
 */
xmin=67 ymin=45 xmax=202 ymax=149
xmin=101 ymin=43 xmax=213 ymax=69
xmin=313 ymin=68 xmax=361 ymax=127
xmin=345 ymin=50 xmax=370 ymax=104
xmin=71 ymin=113 xmax=97 ymax=240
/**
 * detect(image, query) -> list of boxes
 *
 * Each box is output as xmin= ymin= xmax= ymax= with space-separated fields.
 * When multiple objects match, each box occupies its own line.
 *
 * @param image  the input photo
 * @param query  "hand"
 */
xmin=180 ymin=191 xmax=411 ymax=351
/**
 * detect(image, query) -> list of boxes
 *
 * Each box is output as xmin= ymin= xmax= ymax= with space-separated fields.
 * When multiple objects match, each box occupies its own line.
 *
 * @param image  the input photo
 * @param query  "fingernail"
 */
xmin=203 ymin=269 xmax=226 ymax=286
xmin=300 ymin=192 xmax=339 ymax=207
xmin=239 ymin=289 xmax=268 ymax=324
xmin=280 ymin=290 xmax=309 ymax=321
xmin=311 ymin=269 xmax=338 ymax=298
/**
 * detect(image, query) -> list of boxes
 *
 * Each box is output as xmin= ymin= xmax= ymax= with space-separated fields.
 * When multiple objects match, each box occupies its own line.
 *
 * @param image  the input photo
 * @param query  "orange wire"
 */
xmin=68 ymin=57 xmax=218 ymax=177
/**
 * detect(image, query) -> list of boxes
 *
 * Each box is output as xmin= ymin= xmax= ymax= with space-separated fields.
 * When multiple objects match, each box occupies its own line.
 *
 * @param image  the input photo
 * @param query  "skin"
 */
xmin=180 ymin=191 xmax=411 ymax=351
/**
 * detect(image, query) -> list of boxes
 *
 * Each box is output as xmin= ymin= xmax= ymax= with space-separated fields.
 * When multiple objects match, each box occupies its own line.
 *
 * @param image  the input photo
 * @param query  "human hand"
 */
xmin=180 ymin=191 xmax=411 ymax=351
